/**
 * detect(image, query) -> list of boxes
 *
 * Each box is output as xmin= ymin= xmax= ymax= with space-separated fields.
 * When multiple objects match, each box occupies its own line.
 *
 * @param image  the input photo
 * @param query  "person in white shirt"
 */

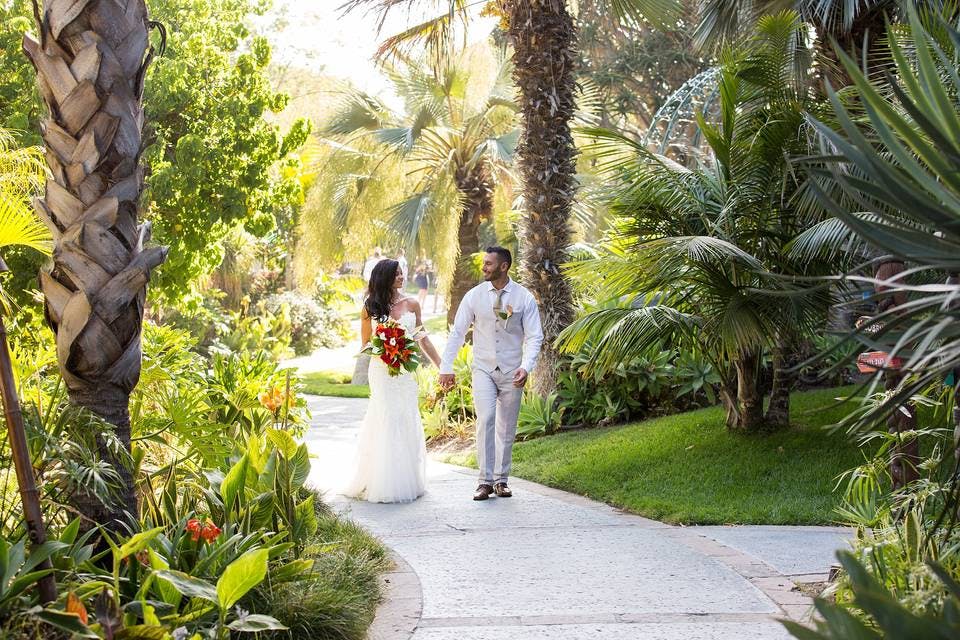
xmin=362 ymin=247 xmax=384 ymax=282
xmin=396 ymin=248 xmax=408 ymax=280
xmin=439 ymin=246 xmax=544 ymax=501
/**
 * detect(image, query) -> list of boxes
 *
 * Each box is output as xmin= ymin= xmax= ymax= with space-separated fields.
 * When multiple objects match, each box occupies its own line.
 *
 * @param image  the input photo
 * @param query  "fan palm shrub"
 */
xmin=321 ymin=52 xmax=517 ymax=325
xmin=560 ymin=12 xmax=834 ymax=431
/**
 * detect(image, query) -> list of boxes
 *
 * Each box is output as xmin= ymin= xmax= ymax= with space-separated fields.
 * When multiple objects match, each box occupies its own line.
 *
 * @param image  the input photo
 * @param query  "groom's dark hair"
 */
xmin=485 ymin=246 xmax=512 ymax=268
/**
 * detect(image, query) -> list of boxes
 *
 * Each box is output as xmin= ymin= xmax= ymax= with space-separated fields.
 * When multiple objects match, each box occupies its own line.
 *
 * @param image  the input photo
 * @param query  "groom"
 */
xmin=439 ymin=247 xmax=544 ymax=501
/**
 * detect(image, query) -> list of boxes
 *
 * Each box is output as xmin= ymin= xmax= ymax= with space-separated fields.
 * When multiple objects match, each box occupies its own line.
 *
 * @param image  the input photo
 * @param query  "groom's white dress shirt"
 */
xmin=440 ymin=277 xmax=544 ymax=375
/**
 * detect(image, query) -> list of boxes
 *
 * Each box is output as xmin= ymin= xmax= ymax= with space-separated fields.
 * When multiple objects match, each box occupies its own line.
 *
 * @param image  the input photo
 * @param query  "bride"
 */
xmin=344 ymin=258 xmax=442 ymax=503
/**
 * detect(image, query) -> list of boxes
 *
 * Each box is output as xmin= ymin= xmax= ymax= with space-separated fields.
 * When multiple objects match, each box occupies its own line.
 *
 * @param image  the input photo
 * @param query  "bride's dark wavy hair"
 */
xmin=364 ymin=259 xmax=400 ymax=321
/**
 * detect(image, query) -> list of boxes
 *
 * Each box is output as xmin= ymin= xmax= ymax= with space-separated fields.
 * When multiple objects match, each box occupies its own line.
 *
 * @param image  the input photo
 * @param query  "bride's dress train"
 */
xmin=343 ymin=311 xmax=426 ymax=503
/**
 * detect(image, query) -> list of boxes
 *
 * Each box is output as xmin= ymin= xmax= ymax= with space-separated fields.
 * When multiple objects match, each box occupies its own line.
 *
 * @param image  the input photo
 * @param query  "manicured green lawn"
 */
xmin=423 ymin=314 xmax=447 ymax=335
xmin=300 ymin=370 xmax=370 ymax=398
xmin=449 ymin=387 xmax=868 ymax=525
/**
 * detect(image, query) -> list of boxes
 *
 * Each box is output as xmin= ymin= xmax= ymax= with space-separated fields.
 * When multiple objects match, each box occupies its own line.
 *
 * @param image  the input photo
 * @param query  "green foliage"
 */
xmin=143 ymin=0 xmax=311 ymax=303
xmin=247 ymin=510 xmax=388 ymax=640
xmin=132 ymin=323 xmax=308 ymax=470
xmin=419 ymin=345 xmax=474 ymax=440
xmin=576 ymin=0 xmax=705 ymax=126
xmin=261 ymin=291 xmax=350 ymax=356
xmin=0 ymin=128 xmax=48 ymax=255
xmin=0 ymin=2 xmax=41 ymax=137
xmin=555 ymin=342 xmax=719 ymax=428
xmin=782 ymin=8 xmax=960 ymax=636
xmin=308 ymin=44 xmax=515 ymax=293
xmin=563 ymin=12 xmax=834 ymax=429
xmin=784 ymin=553 xmax=960 ymax=640
xmin=0 ymin=538 xmax=60 ymax=618
xmin=517 ymin=393 xmax=561 ymax=440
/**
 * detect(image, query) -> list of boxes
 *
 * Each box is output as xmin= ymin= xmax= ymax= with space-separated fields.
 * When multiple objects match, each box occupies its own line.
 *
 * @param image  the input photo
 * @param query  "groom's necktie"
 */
xmin=494 ymin=288 xmax=506 ymax=313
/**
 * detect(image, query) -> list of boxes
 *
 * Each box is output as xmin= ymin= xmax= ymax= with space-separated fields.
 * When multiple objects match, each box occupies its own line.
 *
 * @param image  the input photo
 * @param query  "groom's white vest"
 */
xmin=440 ymin=278 xmax=544 ymax=375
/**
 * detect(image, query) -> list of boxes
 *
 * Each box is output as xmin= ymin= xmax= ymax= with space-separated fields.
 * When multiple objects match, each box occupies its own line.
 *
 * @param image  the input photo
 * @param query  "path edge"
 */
xmin=367 ymin=548 xmax=424 ymax=639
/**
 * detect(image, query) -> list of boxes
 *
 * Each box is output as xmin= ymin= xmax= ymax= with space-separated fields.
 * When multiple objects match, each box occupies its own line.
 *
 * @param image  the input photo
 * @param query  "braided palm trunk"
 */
xmin=506 ymin=0 xmax=577 ymax=395
xmin=23 ymin=0 xmax=166 ymax=527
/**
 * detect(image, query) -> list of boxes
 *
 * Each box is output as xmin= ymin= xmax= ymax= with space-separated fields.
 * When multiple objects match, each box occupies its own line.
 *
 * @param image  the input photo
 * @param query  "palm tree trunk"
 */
xmin=447 ymin=163 xmax=492 ymax=327
xmin=764 ymin=337 xmax=793 ymax=429
xmin=730 ymin=350 xmax=764 ymax=432
xmin=24 ymin=0 xmax=166 ymax=528
xmin=506 ymin=0 xmax=577 ymax=396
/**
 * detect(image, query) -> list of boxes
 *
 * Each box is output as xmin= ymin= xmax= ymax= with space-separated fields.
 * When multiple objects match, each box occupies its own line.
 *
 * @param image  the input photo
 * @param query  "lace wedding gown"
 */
xmin=344 ymin=311 xmax=427 ymax=503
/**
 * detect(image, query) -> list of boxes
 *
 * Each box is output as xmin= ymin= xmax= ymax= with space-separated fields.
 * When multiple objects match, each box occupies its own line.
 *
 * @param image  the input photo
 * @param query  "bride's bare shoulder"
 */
xmin=403 ymin=297 xmax=421 ymax=314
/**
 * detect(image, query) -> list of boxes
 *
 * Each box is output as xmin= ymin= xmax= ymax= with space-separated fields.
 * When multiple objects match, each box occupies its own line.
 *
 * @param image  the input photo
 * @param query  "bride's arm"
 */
xmin=360 ymin=306 xmax=372 ymax=348
xmin=411 ymin=301 xmax=442 ymax=367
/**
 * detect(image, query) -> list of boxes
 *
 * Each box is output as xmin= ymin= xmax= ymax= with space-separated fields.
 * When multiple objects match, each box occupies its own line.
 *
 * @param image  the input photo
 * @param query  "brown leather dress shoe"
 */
xmin=473 ymin=484 xmax=494 ymax=501
xmin=493 ymin=482 xmax=512 ymax=498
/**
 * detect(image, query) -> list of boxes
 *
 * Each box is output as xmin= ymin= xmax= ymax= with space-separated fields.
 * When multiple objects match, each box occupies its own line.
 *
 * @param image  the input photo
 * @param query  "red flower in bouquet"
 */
xmin=363 ymin=319 xmax=422 ymax=377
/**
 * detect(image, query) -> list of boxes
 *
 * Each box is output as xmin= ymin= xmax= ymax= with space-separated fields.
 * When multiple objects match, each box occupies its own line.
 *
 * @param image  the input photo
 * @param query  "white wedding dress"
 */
xmin=344 ymin=311 xmax=427 ymax=503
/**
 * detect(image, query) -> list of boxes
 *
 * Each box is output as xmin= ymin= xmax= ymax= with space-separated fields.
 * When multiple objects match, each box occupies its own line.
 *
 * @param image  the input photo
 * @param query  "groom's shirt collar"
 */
xmin=487 ymin=277 xmax=514 ymax=293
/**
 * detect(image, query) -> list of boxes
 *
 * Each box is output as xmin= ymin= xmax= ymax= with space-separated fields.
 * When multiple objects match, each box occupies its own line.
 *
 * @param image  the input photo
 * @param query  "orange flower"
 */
xmin=200 ymin=519 xmax=221 ymax=543
xmin=186 ymin=518 xmax=203 ymax=542
xmin=66 ymin=592 xmax=88 ymax=625
xmin=186 ymin=517 xmax=221 ymax=544
xmin=259 ymin=385 xmax=294 ymax=414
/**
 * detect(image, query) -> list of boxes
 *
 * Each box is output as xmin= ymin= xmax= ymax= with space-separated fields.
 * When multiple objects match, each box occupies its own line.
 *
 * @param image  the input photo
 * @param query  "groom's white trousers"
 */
xmin=472 ymin=366 xmax=523 ymax=484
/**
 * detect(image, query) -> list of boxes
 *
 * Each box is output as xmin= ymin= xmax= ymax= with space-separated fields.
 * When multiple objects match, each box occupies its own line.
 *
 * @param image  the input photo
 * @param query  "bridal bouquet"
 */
xmin=363 ymin=319 xmax=423 ymax=376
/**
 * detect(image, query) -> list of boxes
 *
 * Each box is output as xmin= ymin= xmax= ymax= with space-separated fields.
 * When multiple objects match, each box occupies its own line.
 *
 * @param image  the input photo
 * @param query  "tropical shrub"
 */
xmin=262 ymin=291 xmax=350 ymax=356
xmin=517 ymin=393 xmax=561 ymax=440
xmin=555 ymin=343 xmax=719 ymax=428
xmin=562 ymin=12 xmax=835 ymax=432
xmin=419 ymin=345 xmax=475 ymax=441
xmin=0 ymin=316 xmax=385 ymax=640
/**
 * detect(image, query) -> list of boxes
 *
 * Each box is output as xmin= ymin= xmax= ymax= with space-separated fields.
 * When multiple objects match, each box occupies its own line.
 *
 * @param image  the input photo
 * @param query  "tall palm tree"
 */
xmin=23 ymin=0 xmax=166 ymax=527
xmin=499 ymin=0 xmax=577 ymax=395
xmin=342 ymin=0 xmax=680 ymax=394
xmin=323 ymin=54 xmax=517 ymax=325
xmin=561 ymin=12 xmax=833 ymax=431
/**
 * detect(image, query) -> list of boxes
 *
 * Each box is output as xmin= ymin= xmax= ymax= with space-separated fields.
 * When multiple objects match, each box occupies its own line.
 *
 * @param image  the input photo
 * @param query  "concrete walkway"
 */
xmin=305 ymin=395 xmax=850 ymax=640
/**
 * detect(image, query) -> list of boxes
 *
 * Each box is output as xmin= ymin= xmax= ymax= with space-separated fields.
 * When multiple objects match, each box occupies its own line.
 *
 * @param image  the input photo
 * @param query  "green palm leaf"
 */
xmin=0 ymin=194 xmax=51 ymax=255
xmin=0 ymin=128 xmax=49 ymax=255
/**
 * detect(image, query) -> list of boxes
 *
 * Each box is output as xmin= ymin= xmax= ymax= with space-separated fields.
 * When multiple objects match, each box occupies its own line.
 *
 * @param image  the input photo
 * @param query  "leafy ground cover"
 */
xmin=447 ymin=387 xmax=867 ymax=524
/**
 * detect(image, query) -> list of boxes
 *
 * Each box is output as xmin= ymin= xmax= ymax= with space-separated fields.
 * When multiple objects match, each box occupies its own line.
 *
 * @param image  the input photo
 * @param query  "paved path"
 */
xmin=305 ymin=396 xmax=851 ymax=640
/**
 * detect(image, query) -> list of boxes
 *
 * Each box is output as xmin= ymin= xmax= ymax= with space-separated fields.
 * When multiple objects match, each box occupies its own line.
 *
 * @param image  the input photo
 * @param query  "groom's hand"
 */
xmin=513 ymin=368 xmax=529 ymax=388
xmin=439 ymin=373 xmax=456 ymax=391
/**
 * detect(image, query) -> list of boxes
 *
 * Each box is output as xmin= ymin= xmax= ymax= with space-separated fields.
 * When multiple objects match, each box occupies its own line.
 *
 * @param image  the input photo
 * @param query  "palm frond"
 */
xmin=0 ymin=194 xmax=52 ymax=255
xmin=341 ymin=0 xmax=471 ymax=69
xmin=557 ymin=304 xmax=700 ymax=375
xmin=608 ymin=0 xmax=683 ymax=30
xmin=324 ymin=92 xmax=394 ymax=136
xmin=387 ymin=190 xmax=434 ymax=249
xmin=0 ymin=128 xmax=49 ymax=256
